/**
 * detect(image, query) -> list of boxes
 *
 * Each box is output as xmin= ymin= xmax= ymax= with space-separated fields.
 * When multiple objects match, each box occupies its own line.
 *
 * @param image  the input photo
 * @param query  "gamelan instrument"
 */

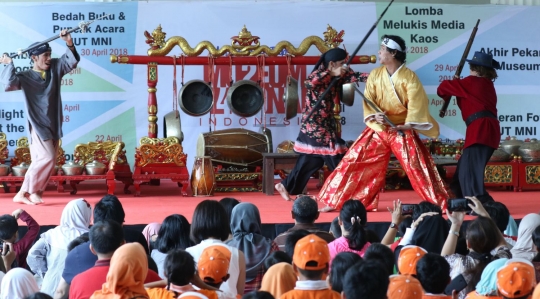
xmin=191 ymin=156 xmax=216 ymax=196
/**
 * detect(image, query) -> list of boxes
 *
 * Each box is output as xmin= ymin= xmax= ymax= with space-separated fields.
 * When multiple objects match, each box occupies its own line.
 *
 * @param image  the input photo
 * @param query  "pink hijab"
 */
xmin=142 ymin=222 xmax=161 ymax=248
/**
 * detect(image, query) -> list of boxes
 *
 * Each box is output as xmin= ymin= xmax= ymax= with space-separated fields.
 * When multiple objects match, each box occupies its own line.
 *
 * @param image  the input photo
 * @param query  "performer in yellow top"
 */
xmin=317 ymin=34 xmax=450 ymax=212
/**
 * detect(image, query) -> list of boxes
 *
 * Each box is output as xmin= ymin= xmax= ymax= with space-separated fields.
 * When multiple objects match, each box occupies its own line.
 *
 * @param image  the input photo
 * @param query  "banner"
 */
xmin=0 ymin=1 xmax=538 ymax=170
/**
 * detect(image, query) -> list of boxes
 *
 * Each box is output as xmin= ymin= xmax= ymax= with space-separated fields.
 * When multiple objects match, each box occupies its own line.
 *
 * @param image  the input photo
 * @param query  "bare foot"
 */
xmin=13 ymin=191 xmax=35 ymax=205
xmin=29 ymin=193 xmax=44 ymax=205
xmin=318 ymin=206 xmax=336 ymax=213
xmin=275 ymin=183 xmax=292 ymax=201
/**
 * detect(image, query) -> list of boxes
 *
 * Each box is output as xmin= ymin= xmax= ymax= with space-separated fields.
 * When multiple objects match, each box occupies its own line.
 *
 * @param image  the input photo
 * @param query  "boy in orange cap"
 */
xmin=416 ymin=253 xmax=452 ymax=298
xmin=398 ymin=245 xmax=428 ymax=276
xmin=497 ymin=259 xmax=535 ymax=299
xmin=388 ymin=274 xmax=423 ymax=299
xmin=197 ymin=245 xmax=232 ymax=289
xmin=280 ymin=234 xmax=340 ymax=299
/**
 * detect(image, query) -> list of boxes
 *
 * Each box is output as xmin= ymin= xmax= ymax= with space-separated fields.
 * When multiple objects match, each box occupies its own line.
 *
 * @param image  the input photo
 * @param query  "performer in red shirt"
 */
xmin=437 ymin=51 xmax=501 ymax=203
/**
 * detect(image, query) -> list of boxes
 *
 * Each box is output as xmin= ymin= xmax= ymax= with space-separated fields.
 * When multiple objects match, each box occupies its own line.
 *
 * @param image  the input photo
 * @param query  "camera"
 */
xmin=447 ymin=198 xmax=472 ymax=212
xmin=401 ymin=204 xmax=416 ymax=216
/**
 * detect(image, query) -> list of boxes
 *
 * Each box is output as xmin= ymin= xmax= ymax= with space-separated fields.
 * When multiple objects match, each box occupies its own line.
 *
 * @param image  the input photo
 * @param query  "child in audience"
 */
xmin=341 ymin=260 xmax=389 ymax=299
xmin=387 ymin=274 xmax=423 ymax=299
xmin=496 ymin=259 xmax=535 ymax=299
xmin=464 ymin=258 xmax=507 ymax=299
xmin=260 ymin=263 xmax=296 ymax=299
xmin=327 ymin=252 xmax=361 ymax=293
xmin=280 ymin=234 xmax=340 ymax=299
xmin=0 ymin=209 xmax=40 ymax=271
xmin=398 ymin=245 xmax=428 ymax=276
xmin=364 ymin=243 xmax=395 ymax=275
xmin=416 ymin=253 xmax=452 ymax=298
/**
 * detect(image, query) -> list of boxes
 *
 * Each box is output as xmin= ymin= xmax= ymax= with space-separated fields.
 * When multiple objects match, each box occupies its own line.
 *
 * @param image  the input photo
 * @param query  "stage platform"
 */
xmin=2 ymin=178 xmax=539 ymax=240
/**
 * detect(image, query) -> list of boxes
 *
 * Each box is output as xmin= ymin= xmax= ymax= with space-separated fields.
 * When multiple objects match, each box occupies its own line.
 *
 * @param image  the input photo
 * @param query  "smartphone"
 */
xmin=447 ymin=198 xmax=472 ymax=212
xmin=401 ymin=204 xmax=417 ymax=216
xmin=445 ymin=274 xmax=467 ymax=294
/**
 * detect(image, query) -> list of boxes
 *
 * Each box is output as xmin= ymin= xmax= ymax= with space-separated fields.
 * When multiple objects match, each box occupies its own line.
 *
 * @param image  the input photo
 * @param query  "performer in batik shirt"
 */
xmin=1 ymin=29 xmax=80 ymax=205
xmin=318 ymin=35 xmax=449 ymax=212
xmin=437 ymin=51 xmax=500 ymax=204
xmin=275 ymin=48 xmax=368 ymax=201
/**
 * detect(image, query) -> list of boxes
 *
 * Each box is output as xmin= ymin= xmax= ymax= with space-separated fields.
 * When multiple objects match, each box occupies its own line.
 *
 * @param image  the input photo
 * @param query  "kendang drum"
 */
xmin=191 ymin=156 xmax=216 ymax=196
xmin=197 ymin=128 xmax=271 ymax=170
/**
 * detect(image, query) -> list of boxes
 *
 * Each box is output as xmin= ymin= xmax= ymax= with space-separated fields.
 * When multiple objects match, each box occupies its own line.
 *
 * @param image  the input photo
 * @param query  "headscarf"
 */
xmin=410 ymin=214 xmax=449 ymax=254
xmin=511 ymin=213 xmax=540 ymax=261
xmin=226 ymin=202 xmax=273 ymax=282
xmin=505 ymin=215 xmax=519 ymax=238
xmin=142 ymin=222 xmax=161 ymax=248
xmin=42 ymin=198 xmax=92 ymax=249
xmin=312 ymin=47 xmax=347 ymax=72
xmin=474 ymin=258 xmax=508 ymax=295
xmin=90 ymin=243 xmax=149 ymax=299
xmin=260 ymin=262 xmax=297 ymax=298
xmin=27 ymin=42 xmax=51 ymax=57
xmin=0 ymin=268 xmax=40 ymax=299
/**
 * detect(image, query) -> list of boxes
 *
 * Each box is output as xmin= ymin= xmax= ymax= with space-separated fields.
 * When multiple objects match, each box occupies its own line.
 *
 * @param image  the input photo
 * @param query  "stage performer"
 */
xmin=437 ymin=51 xmax=500 ymax=204
xmin=274 ymin=48 xmax=368 ymax=201
xmin=0 ymin=29 xmax=80 ymax=205
xmin=318 ymin=35 xmax=450 ymax=212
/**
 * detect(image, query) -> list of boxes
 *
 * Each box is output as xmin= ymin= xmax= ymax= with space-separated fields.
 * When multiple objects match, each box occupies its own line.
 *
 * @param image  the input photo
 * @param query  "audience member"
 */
xmin=416 ymin=253 xmax=452 ymax=299
xmin=70 ymin=220 xmax=161 ymax=299
xmin=263 ymin=251 xmax=291 ymax=272
xmin=0 ymin=209 xmax=40 ymax=271
xmin=151 ymin=214 xmax=192 ymax=278
xmin=387 ymin=274 xmax=423 ymax=299
xmin=186 ymin=200 xmax=246 ymax=296
xmin=365 ymin=229 xmax=382 ymax=243
xmin=280 ymin=234 xmax=340 ymax=299
xmin=398 ymin=212 xmax=449 ymax=255
xmin=197 ymin=245 xmax=231 ymax=290
xmin=329 ymin=217 xmax=341 ymax=238
xmin=142 ymin=222 xmax=161 ymax=252
xmin=464 ymin=258 xmax=507 ymax=298
xmin=241 ymin=291 xmax=274 ymax=299
xmin=0 ymin=268 xmax=40 ymax=299
xmin=341 ymin=260 xmax=389 ymax=299
xmin=397 ymin=245 xmax=428 ymax=276
xmin=496 ymin=259 xmax=535 ymax=299
xmin=227 ymin=203 xmax=278 ymax=293
xmin=412 ymin=202 xmax=442 ymax=221
xmin=483 ymin=201 xmax=515 ymax=246
xmin=25 ymin=293 xmax=53 ymax=299
xmin=274 ymin=196 xmax=334 ymax=251
xmin=219 ymin=198 xmax=241 ymax=241
xmin=531 ymin=226 xmax=540 ymax=283
xmin=380 ymin=200 xmax=411 ymax=249
xmin=328 ymin=252 xmax=362 ymax=293
xmin=511 ymin=213 xmax=540 ymax=261
xmin=27 ymin=198 xmax=91 ymax=296
xmin=284 ymin=230 xmax=309 ymax=259
xmin=67 ymin=233 xmax=89 ymax=252
xmin=260 ymin=263 xmax=296 ymax=299
xmin=89 ymin=243 xmax=149 ymax=299
xmin=327 ymin=200 xmax=370 ymax=262
xmin=364 ymin=242 xmax=395 ymax=275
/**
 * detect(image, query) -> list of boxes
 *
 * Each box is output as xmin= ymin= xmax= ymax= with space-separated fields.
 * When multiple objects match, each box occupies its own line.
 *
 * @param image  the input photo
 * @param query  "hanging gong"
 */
xmin=179 ymin=79 xmax=214 ymax=116
xmin=163 ymin=111 xmax=184 ymax=142
xmin=226 ymin=80 xmax=264 ymax=117
xmin=283 ymin=76 xmax=299 ymax=120
xmin=340 ymin=83 xmax=355 ymax=107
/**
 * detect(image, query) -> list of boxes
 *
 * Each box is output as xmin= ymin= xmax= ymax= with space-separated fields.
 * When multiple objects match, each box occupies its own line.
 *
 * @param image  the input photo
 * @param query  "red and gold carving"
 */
xmin=135 ymin=137 xmax=187 ymax=167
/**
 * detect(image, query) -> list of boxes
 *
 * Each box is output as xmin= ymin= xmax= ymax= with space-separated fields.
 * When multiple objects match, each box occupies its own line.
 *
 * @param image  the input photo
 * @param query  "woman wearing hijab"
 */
xmin=464 ymin=258 xmax=507 ymax=299
xmin=274 ymin=47 xmax=369 ymax=201
xmin=142 ymin=222 xmax=161 ymax=251
xmin=0 ymin=268 xmax=40 ymax=299
xmin=27 ymin=198 xmax=92 ymax=296
xmin=226 ymin=203 xmax=278 ymax=293
xmin=90 ymin=243 xmax=149 ymax=299
xmin=511 ymin=213 xmax=540 ymax=261
xmin=260 ymin=262 xmax=297 ymax=299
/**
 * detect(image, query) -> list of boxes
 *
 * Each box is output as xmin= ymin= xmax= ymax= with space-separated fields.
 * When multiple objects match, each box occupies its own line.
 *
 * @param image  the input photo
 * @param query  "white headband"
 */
xmin=382 ymin=37 xmax=404 ymax=52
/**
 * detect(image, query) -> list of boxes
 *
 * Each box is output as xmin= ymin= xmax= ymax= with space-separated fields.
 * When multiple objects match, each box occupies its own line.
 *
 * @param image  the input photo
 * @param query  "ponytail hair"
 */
xmin=339 ymin=200 xmax=368 ymax=251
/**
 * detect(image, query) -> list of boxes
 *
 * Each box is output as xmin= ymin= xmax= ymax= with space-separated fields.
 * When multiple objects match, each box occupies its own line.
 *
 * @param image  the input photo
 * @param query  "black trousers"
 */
xmin=281 ymin=153 xmax=344 ymax=195
xmin=450 ymin=144 xmax=495 ymax=203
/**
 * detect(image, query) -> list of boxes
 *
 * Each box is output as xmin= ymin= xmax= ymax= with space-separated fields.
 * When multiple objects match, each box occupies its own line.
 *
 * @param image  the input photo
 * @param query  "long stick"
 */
xmin=305 ymin=0 xmax=395 ymax=120
xmin=352 ymin=85 xmax=404 ymax=137
xmin=439 ymin=19 xmax=480 ymax=118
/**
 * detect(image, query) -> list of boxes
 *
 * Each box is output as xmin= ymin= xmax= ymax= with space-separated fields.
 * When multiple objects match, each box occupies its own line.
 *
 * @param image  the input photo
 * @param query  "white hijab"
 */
xmin=510 ymin=213 xmax=540 ymax=261
xmin=0 ymin=268 xmax=39 ymax=299
xmin=41 ymin=198 xmax=92 ymax=249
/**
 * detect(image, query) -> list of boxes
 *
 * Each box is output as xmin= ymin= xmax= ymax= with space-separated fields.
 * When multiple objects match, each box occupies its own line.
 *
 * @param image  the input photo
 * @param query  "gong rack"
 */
xmin=110 ymin=24 xmax=376 ymax=138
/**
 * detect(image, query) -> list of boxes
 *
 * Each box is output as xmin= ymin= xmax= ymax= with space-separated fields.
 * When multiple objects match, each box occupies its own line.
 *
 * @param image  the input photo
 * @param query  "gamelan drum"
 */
xmin=190 ymin=156 xmax=216 ymax=196
xmin=196 ymin=128 xmax=271 ymax=170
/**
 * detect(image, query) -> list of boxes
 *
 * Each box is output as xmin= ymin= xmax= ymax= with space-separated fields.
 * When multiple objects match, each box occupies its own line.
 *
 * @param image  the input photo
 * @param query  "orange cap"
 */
xmin=387 ymin=274 xmax=423 ymax=299
xmin=397 ymin=245 xmax=427 ymax=275
xmin=197 ymin=245 xmax=231 ymax=283
xmin=497 ymin=259 xmax=535 ymax=299
xmin=293 ymin=234 xmax=330 ymax=270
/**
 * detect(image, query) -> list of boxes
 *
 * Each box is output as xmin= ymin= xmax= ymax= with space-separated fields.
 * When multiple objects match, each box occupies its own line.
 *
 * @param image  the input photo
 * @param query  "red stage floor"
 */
xmin=1 ymin=179 xmax=539 ymax=226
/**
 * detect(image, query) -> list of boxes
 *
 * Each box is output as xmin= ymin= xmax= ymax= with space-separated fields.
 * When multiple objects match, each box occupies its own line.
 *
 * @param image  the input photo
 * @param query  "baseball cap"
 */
xmin=387 ymin=274 xmax=423 ymax=299
xmin=197 ymin=245 xmax=231 ymax=283
xmin=398 ymin=245 xmax=427 ymax=275
xmin=497 ymin=258 xmax=535 ymax=298
xmin=293 ymin=234 xmax=330 ymax=270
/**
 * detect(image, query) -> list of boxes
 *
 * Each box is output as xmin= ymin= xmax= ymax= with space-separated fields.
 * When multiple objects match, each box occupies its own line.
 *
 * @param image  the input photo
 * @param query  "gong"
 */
xmin=179 ymin=79 xmax=214 ymax=116
xmin=283 ymin=76 xmax=299 ymax=120
xmin=226 ymin=80 xmax=264 ymax=117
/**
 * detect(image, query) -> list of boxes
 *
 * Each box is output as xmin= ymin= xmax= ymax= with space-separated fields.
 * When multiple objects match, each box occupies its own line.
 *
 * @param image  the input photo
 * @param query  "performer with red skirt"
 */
xmin=437 ymin=51 xmax=501 ymax=204
xmin=318 ymin=35 xmax=450 ymax=212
